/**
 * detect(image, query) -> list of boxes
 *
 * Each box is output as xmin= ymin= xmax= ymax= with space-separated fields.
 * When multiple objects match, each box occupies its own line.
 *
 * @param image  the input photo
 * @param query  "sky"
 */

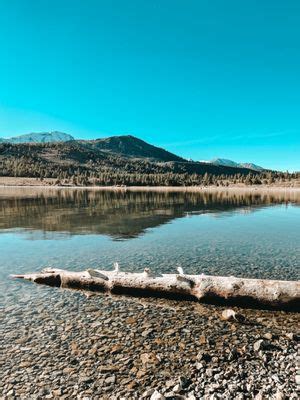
xmin=0 ymin=0 xmax=299 ymax=171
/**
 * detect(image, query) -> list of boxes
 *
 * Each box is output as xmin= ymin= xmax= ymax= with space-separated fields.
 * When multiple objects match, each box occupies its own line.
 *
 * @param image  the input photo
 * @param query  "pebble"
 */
xmin=221 ymin=309 xmax=236 ymax=321
xmin=105 ymin=375 xmax=116 ymax=385
xmin=253 ymin=339 xmax=264 ymax=351
xmin=150 ymin=390 xmax=165 ymax=400
xmin=199 ymin=335 xmax=207 ymax=344
xmin=263 ymin=333 xmax=273 ymax=340
xmin=173 ymin=384 xmax=181 ymax=393
xmin=285 ymin=332 xmax=294 ymax=340
xmin=0 ymin=285 xmax=298 ymax=398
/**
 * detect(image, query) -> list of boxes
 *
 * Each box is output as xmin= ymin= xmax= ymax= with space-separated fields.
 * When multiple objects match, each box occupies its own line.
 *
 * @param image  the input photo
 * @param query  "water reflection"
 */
xmin=0 ymin=188 xmax=299 ymax=240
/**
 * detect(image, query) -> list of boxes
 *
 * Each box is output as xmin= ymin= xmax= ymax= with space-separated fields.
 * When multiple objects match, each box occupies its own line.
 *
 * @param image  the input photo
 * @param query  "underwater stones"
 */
xmin=263 ymin=332 xmax=273 ymax=340
xmin=1 ymin=287 xmax=299 ymax=398
xmin=141 ymin=388 xmax=155 ymax=398
xmin=199 ymin=335 xmax=207 ymax=345
xmin=150 ymin=390 xmax=165 ymax=400
xmin=227 ymin=347 xmax=239 ymax=361
xmin=253 ymin=340 xmax=264 ymax=352
xmin=197 ymin=351 xmax=212 ymax=363
xmin=285 ymin=332 xmax=294 ymax=340
xmin=105 ymin=375 xmax=116 ymax=385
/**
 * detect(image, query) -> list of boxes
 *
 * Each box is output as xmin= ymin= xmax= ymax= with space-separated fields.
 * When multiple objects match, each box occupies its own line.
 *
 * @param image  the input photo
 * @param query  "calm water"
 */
xmin=0 ymin=187 xmax=299 ymax=290
xmin=1 ymin=187 xmax=299 ymax=398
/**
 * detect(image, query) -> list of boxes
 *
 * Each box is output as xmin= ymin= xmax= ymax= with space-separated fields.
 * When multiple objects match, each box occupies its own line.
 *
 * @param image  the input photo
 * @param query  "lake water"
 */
xmin=0 ymin=187 xmax=299 ymax=308
xmin=0 ymin=188 xmax=299 ymax=286
xmin=1 ymin=187 xmax=299 ymax=398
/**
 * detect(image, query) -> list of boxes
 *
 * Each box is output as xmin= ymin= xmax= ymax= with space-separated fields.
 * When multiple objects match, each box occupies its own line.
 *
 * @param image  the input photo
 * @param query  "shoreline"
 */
xmin=1 ymin=177 xmax=299 ymax=398
xmin=0 ymin=177 xmax=299 ymax=192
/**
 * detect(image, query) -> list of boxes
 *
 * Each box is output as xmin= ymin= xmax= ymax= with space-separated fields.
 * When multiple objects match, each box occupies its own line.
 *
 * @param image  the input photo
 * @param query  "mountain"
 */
xmin=240 ymin=162 xmax=265 ymax=171
xmin=0 ymin=133 xmax=268 ymax=187
xmin=0 ymin=131 xmax=74 ymax=144
xmin=209 ymin=158 xmax=239 ymax=168
xmin=0 ymin=132 xmax=265 ymax=170
xmin=206 ymin=158 xmax=265 ymax=171
xmin=0 ymin=135 xmax=258 ymax=178
xmin=83 ymin=135 xmax=185 ymax=162
xmin=0 ymin=132 xmax=183 ymax=162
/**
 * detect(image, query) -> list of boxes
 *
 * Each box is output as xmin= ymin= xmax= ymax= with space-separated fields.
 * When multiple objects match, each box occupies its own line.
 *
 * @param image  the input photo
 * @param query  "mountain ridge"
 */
xmin=0 ymin=131 xmax=74 ymax=144
xmin=81 ymin=134 xmax=185 ymax=162
xmin=204 ymin=158 xmax=265 ymax=171
xmin=0 ymin=138 xmax=259 ymax=179
xmin=0 ymin=131 xmax=267 ymax=172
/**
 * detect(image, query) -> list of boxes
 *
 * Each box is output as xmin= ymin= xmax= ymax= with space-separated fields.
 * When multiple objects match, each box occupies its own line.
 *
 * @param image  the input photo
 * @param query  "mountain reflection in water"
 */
xmin=0 ymin=188 xmax=299 ymax=240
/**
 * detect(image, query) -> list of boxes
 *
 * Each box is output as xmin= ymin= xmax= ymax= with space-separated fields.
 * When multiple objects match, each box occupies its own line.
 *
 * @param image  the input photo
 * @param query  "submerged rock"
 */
xmin=150 ymin=390 xmax=165 ymax=400
xmin=253 ymin=340 xmax=264 ymax=351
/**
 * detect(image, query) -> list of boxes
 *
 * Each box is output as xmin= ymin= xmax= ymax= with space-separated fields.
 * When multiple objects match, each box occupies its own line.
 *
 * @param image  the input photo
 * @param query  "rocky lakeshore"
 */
xmin=1 ymin=188 xmax=299 ymax=399
xmin=0 ymin=284 xmax=299 ymax=399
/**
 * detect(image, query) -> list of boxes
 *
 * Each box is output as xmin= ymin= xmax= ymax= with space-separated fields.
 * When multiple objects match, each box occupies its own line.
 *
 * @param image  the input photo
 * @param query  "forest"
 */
xmin=0 ymin=141 xmax=299 ymax=186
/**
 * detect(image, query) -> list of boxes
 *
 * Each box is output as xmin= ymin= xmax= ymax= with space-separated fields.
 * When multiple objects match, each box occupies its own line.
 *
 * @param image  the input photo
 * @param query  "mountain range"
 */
xmin=0 ymin=131 xmax=74 ymax=144
xmin=203 ymin=158 xmax=264 ymax=171
xmin=0 ymin=131 xmax=267 ymax=175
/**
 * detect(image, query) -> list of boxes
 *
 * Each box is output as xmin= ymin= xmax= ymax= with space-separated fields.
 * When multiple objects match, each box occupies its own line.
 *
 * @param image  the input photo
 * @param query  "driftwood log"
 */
xmin=11 ymin=268 xmax=300 ymax=311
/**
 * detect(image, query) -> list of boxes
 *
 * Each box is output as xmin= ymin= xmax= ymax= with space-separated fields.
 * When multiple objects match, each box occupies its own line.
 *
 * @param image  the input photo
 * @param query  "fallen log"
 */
xmin=11 ymin=268 xmax=300 ymax=311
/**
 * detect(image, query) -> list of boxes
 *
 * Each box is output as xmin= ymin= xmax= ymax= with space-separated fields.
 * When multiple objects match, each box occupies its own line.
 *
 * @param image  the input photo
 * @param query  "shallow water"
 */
xmin=0 ymin=188 xmax=299 ymax=283
xmin=0 ymin=188 xmax=299 ymax=397
xmin=0 ymin=187 xmax=299 ymax=310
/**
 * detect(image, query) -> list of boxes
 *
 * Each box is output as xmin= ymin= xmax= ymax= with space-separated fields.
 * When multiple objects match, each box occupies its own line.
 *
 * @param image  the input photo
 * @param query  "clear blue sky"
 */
xmin=0 ymin=0 xmax=299 ymax=171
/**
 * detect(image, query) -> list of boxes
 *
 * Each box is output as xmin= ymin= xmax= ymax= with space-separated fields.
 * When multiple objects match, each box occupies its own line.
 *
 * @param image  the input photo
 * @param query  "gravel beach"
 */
xmin=1 ymin=188 xmax=299 ymax=399
xmin=1 ymin=283 xmax=299 ymax=399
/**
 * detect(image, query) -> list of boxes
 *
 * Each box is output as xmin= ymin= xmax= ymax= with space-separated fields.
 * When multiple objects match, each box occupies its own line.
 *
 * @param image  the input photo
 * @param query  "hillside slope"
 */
xmin=0 ymin=133 xmax=273 ymax=186
xmin=82 ymin=135 xmax=185 ymax=162
xmin=0 ymin=140 xmax=257 ymax=178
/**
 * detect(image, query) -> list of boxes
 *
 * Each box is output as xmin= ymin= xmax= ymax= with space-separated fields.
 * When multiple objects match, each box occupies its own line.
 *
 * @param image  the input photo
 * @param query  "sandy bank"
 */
xmin=0 ymin=176 xmax=299 ymax=192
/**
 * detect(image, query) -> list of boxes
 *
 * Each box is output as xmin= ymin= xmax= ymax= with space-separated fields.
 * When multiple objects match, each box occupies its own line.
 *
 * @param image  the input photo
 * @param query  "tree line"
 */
xmin=0 ymin=157 xmax=299 ymax=186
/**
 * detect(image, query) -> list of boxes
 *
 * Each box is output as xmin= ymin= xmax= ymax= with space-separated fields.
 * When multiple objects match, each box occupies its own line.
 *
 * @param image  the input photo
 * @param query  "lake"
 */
xmin=0 ymin=187 xmax=299 ymax=285
xmin=0 ymin=187 xmax=299 ymax=398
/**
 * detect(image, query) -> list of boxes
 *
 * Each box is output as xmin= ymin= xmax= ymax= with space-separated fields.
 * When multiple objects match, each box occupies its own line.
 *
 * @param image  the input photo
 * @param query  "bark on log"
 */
xmin=11 ymin=268 xmax=300 ymax=311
